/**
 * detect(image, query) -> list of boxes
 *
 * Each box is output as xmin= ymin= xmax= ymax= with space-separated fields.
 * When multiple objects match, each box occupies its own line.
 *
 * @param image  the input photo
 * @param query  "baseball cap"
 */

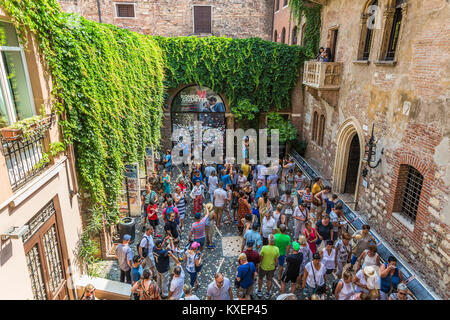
xmin=123 ymin=234 xmax=131 ymax=241
xmin=292 ymin=241 xmax=300 ymax=251
xmin=246 ymin=240 xmax=255 ymax=247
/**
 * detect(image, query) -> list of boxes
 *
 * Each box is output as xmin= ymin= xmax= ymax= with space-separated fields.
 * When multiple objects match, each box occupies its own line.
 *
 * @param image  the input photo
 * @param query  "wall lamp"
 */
xmin=362 ymin=123 xmax=383 ymax=177
xmin=1 ymin=225 xmax=29 ymax=241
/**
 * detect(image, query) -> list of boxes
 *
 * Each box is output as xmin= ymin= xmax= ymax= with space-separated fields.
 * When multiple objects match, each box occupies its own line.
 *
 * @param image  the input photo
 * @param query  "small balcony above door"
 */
xmin=303 ymin=60 xmax=342 ymax=90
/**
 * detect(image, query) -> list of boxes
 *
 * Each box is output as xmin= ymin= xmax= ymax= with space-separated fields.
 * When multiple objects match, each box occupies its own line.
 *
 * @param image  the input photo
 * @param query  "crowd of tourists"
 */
xmin=102 ymin=147 xmax=414 ymax=301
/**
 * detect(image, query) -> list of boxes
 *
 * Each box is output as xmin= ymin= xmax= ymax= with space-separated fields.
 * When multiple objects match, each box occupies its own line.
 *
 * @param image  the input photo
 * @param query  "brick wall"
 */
xmin=58 ymin=0 xmax=274 ymax=40
xmin=300 ymin=0 xmax=450 ymax=298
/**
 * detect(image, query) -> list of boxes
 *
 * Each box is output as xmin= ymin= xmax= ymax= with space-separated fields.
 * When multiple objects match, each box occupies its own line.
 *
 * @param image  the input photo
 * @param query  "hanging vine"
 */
xmin=289 ymin=0 xmax=322 ymax=58
xmin=0 ymin=0 xmax=311 ymax=272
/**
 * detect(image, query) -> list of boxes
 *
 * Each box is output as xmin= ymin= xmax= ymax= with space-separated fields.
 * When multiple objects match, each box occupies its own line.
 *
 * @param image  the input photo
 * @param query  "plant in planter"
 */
xmin=1 ymin=113 xmax=54 ymax=141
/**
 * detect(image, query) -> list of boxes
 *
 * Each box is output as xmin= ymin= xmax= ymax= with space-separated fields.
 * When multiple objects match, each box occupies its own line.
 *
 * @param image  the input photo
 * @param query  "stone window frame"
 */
xmin=114 ymin=2 xmax=137 ymax=19
xmin=301 ymin=23 xmax=307 ymax=46
xmin=375 ymin=0 xmax=408 ymax=66
xmin=317 ymin=114 xmax=326 ymax=147
xmin=192 ymin=5 xmax=213 ymax=35
xmin=392 ymin=164 xmax=423 ymax=230
xmin=354 ymin=0 xmax=379 ymax=64
xmin=386 ymin=151 xmax=431 ymax=238
xmin=311 ymin=111 xmax=318 ymax=143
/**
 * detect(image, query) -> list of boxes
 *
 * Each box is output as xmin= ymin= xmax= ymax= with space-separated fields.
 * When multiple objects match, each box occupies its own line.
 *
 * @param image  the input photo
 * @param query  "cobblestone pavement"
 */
xmin=100 ymin=165 xmax=338 ymax=300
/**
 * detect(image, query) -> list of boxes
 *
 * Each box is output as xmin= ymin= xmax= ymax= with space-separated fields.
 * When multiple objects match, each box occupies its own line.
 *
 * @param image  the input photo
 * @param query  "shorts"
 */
xmin=316 ymin=205 xmax=324 ymax=214
xmin=194 ymin=237 xmax=205 ymax=248
xmin=259 ymin=268 xmax=275 ymax=280
xmin=143 ymin=255 xmax=155 ymax=269
xmin=149 ymin=219 xmax=159 ymax=229
xmin=238 ymin=284 xmax=254 ymax=297
xmin=214 ymin=206 xmax=224 ymax=216
xmin=281 ymin=270 xmax=297 ymax=284
xmin=278 ymin=255 xmax=286 ymax=267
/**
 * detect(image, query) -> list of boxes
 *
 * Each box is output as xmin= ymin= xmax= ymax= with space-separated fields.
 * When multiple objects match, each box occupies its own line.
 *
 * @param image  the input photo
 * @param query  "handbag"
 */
xmin=235 ymin=263 xmax=251 ymax=288
xmin=311 ymin=262 xmax=327 ymax=295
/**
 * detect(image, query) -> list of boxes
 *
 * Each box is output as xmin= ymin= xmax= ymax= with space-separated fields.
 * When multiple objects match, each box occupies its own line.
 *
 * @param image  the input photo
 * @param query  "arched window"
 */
xmin=274 ymin=30 xmax=278 ymax=42
xmin=357 ymin=0 xmax=378 ymax=60
xmin=312 ymin=111 xmax=318 ymax=142
xmin=291 ymin=26 xmax=298 ymax=45
xmin=281 ymin=28 xmax=286 ymax=44
xmin=393 ymin=164 xmax=423 ymax=224
xmin=301 ymin=23 xmax=307 ymax=46
xmin=275 ymin=0 xmax=280 ymax=11
xmin=318 ymin=114 xmax=325 ymax=146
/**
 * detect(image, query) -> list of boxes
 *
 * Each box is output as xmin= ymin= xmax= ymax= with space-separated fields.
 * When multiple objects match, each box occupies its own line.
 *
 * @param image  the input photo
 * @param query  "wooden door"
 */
xmin=24 ymin=201 xmax=69 ymax=300
xmin=344 ymin=134 xmax=360 ymax=194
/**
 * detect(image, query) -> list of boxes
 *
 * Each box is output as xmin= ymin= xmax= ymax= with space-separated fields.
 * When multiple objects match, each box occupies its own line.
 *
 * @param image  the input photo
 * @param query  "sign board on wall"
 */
xmin=124 ymin=163 xmax=141 ymax=217
xmin=145 ymin=146 xmax=155 ymax=178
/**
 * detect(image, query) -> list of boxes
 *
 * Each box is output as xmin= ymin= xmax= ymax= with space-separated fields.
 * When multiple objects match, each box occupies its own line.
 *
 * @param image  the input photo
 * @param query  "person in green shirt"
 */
xmin=257 ymin=234 xmax=280 ymax=299
xmin=274 ymin=224 xmax=291 ymax=281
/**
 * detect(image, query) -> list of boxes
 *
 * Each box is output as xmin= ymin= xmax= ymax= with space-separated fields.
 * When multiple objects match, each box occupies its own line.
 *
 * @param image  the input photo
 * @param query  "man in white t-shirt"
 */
xmin=139 ymin=226 xmax=156 ymax=277
xmin=213 ymin=181 xmax=228 ymax=227
xmin=207 ymin=273 xmax=233 ymax=300
xmin=168 ymin=256 xmax=185 ymax=300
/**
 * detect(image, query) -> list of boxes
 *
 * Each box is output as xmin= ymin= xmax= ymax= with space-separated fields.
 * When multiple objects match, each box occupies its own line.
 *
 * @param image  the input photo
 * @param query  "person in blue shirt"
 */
xmin=192 ymin=170 xmax=203 ymax=185
xmin=164 ymin=149 xmax=172 ymax=173
xmin=255 ymin=180 xmax=268 ymax=202
xmin=131 ymin=255 xmax=143 ymax=300
xmin=325 ymin=194 xmax=338 ymax=215
xmin=221 ymin=169 xmax=232 ymax=187
xmin=242 ymin=223 xmax=262 ymax=251
xmin=236 ymin=253 xmax=257 ymax=300
xmin=207 ymin=96 xmax=225 ymax=113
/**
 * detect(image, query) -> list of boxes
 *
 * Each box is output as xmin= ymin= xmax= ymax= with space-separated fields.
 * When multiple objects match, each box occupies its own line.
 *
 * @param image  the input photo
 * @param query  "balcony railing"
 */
xmin=303 ymin=60 xmax=342 ymax=90
xmin=1 ymin=116 xmax=54 ymax=191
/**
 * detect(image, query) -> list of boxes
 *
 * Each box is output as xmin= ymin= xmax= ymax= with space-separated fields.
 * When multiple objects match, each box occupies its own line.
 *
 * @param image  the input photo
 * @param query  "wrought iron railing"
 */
xmin=1 ymin=120 xmax=52 ymax=191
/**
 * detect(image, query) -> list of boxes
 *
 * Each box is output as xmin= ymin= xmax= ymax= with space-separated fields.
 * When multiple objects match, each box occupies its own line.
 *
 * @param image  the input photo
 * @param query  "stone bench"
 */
xmin=76 ymin=275 xmax=131 ymax=300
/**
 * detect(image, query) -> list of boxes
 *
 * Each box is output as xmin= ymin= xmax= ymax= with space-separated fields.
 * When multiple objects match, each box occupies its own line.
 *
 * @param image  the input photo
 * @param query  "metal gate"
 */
xmin=23 ymin=200 xmax=68 ymax=300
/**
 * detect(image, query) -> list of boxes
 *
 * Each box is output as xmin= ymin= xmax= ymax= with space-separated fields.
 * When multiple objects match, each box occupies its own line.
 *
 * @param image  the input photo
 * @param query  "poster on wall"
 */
xmin=124 ymin=163 xmax=141 ymax=217
xmin=172 ymin=85 xmax=225 ymax=113
xmin=145 ymin=145 xmax=155 ymax=178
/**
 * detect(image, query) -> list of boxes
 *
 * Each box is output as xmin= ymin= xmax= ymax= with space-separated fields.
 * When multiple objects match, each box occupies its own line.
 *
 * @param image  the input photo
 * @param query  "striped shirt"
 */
xmin=191 ymin=216 xmax=208 ymax=240
xmin=176 ymin=194 xmax=186 ymax=216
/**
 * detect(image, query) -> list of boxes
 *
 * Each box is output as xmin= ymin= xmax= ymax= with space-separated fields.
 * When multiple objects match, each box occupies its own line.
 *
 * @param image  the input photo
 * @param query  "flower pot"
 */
xmin=1 ymin=128 xmax=23 ymax=141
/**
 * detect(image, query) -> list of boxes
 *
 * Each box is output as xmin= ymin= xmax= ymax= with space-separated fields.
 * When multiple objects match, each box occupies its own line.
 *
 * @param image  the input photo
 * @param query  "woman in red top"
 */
xmin=303 ymin=220 xmax=318 ymax=254
xmin=147 ymin=203 xmax=162 ymax=238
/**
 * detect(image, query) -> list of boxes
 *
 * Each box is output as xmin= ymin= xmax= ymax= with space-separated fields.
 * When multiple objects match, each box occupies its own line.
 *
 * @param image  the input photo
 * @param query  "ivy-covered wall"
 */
xmin=0 ymin=0 xmax=316 ymax=270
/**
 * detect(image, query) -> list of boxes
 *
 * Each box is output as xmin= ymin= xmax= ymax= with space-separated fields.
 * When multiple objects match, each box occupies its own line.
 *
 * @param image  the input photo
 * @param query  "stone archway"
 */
xmin=332 ymin=117 xmax=366 ymax=201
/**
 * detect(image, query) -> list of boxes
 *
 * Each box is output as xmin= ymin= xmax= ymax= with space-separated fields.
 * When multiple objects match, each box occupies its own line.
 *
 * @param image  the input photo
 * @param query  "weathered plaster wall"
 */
xmin=302 ymin=0 xmax=449 ymax=298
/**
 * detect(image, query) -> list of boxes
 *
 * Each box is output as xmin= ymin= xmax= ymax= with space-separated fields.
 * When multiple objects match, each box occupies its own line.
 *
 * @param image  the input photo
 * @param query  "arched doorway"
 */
xmin=344 ymin=134 xmax=360 ymax=194
xmin=171 ymin=85 xmax=226 ymax=156
xmin=332 ymin=117 xmax=365 ymax=202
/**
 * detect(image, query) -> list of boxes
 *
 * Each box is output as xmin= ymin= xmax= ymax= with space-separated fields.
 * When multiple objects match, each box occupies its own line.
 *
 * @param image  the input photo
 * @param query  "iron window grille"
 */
xmin=1 ymin=128 xmax=49 ymax=191
xmin=399 ymin=166 xmax=423 ymax=224
xmin=116 ymin=4 xmax=135 ymax=18
xmin=22 ymin=200 xmax=56 ymax=244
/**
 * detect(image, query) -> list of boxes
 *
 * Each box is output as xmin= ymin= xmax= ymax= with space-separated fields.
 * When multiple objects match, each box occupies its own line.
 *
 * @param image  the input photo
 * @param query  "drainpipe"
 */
xmin=271 ymin=0 xmax=275 ymax=41
xmin=96 ymin=0 xmax=102 ymax=23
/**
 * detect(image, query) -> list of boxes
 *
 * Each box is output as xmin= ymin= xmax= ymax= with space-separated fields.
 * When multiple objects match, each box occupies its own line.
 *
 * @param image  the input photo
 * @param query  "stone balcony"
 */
xmin=302 ymin=61 xmax=342 ymax=107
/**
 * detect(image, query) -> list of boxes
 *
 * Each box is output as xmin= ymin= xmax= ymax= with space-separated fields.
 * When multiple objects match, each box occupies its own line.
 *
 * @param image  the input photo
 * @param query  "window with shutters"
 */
xmin=356 ymin=0 xmax=378 ymax=61
xmin=115 ymin=3 xmax=136 ymax=18
xmin=274 ymin=30 xmax=278 ymax=42
xmin=318 ymin=114 xmax=325 ymax=146
xmin=275 ymin=0 xmax=280 ymax=12
xmin=193 ymin=6 xmax=212 ymax=34
xmin=377 ymin=0 xmax=406 ymax=63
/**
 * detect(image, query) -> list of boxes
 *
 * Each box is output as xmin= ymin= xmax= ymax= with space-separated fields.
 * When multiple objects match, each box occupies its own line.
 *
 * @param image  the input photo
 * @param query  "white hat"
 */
xmin=364 ymin=266 xmax=376 ymax=277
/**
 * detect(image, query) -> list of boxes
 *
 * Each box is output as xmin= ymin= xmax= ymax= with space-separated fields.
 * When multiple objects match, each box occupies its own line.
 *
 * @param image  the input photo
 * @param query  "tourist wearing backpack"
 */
xmin=131 ymin=269 xmax=161 ymax=300
xmin=139 ymin=226 xmax=157 ymax=277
